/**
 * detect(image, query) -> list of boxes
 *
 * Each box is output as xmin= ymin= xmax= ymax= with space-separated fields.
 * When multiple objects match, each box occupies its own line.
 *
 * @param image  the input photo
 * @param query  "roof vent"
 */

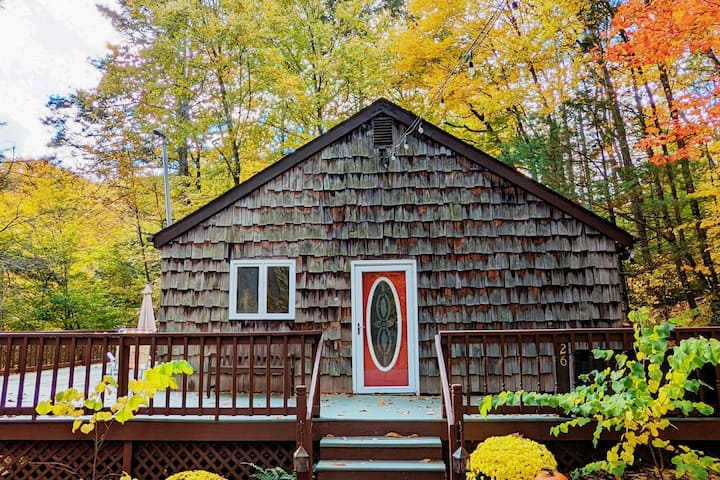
xmin=372 ymin=116 xmax=394 ymax=147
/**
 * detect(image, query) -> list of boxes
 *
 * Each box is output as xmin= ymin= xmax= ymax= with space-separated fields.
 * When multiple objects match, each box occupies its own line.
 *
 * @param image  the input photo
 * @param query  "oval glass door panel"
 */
xmin=366 ymin=277 xmax=402 ymax=372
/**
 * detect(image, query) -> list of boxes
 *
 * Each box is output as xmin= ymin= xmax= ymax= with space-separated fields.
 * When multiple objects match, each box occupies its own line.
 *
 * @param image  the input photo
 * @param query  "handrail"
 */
xmin=295 ymin=332 xmax=324 ymax=480
xmin=435 ymin=334 xmax=464 ymax=480
xmin=307 ymin=332 xmax=325 ymax=420
xmin=435 ymin=334 xmax=454 ymax=425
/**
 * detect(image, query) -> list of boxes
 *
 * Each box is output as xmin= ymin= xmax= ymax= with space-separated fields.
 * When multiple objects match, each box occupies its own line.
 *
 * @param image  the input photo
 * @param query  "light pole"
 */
xmin=153 ymin=129 xmax=173 ymax=227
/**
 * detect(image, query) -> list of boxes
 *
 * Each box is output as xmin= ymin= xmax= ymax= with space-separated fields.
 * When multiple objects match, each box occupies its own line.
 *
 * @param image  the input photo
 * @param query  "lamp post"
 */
xmin=152 ymin=129 xmax=173 ymax=227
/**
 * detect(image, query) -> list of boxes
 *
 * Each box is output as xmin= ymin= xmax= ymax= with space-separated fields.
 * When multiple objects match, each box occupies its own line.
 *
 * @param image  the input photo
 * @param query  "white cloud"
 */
xmin=0 ymin=0 xmax=119 ymax=159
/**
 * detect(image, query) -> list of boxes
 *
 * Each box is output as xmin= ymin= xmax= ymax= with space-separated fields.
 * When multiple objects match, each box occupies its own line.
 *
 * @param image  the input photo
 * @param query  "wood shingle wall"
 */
xmin=159 ymin=118 xmax=624 ymax=394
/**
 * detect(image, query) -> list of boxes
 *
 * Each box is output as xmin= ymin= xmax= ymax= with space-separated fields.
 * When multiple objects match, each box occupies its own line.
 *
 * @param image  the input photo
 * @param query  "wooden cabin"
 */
xmin=8 ymin=101 xmax=720 ymax=480
xmin=151 ymin=98 xmax=633 ymax=395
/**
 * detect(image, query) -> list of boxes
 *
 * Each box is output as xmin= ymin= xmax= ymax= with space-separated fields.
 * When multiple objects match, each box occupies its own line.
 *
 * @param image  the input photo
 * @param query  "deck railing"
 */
xmin=436 ymin=326 xmax=720 ymax=416
xmin=435 ymin=326 xmax=720 ymax=479
xmin=0 ymin=330 xmax=323 ymax=418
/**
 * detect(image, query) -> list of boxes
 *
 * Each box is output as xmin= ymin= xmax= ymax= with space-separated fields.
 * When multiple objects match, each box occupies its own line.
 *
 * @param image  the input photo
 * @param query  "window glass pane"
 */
xmin=266 ymin=266 xmax=290 ymax=314
xmin=368 ymin=279 xmax=399 ymax=368
xmin=236 ymin=266 xmax=259 ymax=314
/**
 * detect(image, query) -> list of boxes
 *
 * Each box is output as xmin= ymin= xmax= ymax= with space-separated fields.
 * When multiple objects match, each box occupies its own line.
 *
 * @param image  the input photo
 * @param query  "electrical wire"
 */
xmin=389 ymin=0 xmax=509 ymax=157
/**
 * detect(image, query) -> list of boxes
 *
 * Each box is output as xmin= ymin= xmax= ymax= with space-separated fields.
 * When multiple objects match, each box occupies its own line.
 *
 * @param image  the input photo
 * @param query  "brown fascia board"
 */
xmin=153 ymin=98 xmax=634 ymax=249
xmin=152 ymin=100 xmax=389 ymax=248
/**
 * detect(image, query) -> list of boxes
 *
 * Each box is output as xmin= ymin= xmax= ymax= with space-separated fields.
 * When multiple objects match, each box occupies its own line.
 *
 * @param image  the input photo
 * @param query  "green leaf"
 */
xmin=593 ymin=349 xmax=614 ymax=361
xmin=696 ymin=403 xmax=714 ymax=416
xmin=651 ymin=438 xmax=670 ymax=448
xmin=128 ymin=395 xmax=147 ymax=410
xmin=35 ymin=401 xmax=53 ymax=415
xmin=479 ymin=395 xmax=493 ymax=417
xmin=177 ymin=360 xmax=195 ymax=375
xmin=84 ymin=398 xmax=103 ymax=411
xmin=114 ymin=406 xmax=134 ymax=424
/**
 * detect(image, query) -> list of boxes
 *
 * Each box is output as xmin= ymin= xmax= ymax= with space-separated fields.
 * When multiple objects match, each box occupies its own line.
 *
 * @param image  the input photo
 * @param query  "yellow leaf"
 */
xmin=80 ymin=423 xmax=95 ymax=434
xmin=95 ymin=411 xmax=113 ymax=422
xmin=385 ymin=432 xmax=402 ymax=438
xmin=72 ymin=419 xmax=83 ymax=433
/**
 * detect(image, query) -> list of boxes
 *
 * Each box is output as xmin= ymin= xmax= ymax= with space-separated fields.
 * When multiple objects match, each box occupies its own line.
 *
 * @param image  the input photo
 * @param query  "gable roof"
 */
xmin=152 ymin=98 xmax=633 ymax=249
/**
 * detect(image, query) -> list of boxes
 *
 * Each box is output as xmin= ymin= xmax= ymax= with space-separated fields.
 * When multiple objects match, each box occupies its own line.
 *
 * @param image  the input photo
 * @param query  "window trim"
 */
xmin=228 ymin=259 xmax=296 ymax=320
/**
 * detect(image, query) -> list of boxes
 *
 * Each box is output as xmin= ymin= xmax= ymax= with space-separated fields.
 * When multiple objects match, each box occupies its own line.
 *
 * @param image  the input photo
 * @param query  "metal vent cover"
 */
xmin=372 ymin=116 xmax=394 ymax=147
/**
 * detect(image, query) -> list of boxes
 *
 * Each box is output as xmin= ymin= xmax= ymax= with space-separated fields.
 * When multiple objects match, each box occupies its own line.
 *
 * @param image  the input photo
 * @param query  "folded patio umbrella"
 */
xmin=137 ymin=283 xmax=157 ymax=333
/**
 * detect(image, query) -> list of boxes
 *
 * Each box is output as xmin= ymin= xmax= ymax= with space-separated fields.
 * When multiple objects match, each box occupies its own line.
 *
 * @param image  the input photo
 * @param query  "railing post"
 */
xmin=449 ymin=383 xmax=467 ymax=480
xmin=117 ymin=337 xmax=130 ymax=398
xmin=296 ymin=385 xmax=306 ymax=446
xmin=452 ymin=384 xmax=464 ymax=444
xmin=715 ymin=365 xmax=720 ymax=414
xmin=554 ymin=334 xmax=571 ymax=393
xmin=295 ymin=385 xmax=312 ymax=480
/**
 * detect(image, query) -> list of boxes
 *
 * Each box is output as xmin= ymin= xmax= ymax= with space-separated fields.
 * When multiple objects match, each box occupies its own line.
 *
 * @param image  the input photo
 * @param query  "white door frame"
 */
xmin=351 ymin=259 xmax=419 ymax=394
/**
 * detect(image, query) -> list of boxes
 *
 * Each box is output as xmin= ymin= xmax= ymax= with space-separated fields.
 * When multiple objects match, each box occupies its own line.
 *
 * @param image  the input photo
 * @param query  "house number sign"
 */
xmin=559 ymin=342 xmax=569 ymax=367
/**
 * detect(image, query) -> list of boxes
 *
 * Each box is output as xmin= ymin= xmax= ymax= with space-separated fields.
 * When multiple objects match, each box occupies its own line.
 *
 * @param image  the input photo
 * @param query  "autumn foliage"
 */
xmin=609 ymin=0 xmax=720 ymax=164
xmin=2 ymin=0 xmax=720 ymax=326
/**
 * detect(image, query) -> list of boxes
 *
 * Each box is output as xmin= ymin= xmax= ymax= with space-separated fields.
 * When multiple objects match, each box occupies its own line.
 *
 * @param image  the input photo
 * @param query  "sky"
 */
xmin=0 ymin=0 xmax=119 ymax=160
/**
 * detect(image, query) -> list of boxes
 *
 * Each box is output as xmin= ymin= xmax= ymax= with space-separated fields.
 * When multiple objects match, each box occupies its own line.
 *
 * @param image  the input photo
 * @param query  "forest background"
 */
xmin=0 ymin=0 xmax=718 ymax=331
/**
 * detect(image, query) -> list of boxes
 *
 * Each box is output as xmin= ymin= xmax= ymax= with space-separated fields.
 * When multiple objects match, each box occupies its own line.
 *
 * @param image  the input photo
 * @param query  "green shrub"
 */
xmin=480 ymin=310 xmax=720 ymax=479
xmin=466 ymin=434 xmax=557 ymax=480
xmin=165 ymin=471 xmax=228 ymax=480
xmin=245 ymin=463 xmax=296 ymax=480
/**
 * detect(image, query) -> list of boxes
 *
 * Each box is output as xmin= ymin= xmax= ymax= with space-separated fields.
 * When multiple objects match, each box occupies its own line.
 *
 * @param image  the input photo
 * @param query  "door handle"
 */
xmin=357 ymin=323 xmax=361 ymax=335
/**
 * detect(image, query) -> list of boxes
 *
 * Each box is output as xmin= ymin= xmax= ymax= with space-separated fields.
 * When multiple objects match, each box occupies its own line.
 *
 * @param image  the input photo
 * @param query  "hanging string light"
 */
xmin=388 ymin=0 xmax=507 ymax=157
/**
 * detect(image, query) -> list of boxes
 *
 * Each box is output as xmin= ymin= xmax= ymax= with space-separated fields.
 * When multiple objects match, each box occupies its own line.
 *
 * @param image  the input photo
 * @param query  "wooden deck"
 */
xmin=1 ymin=328 xmax=720 ymax=480
xmin=3 ymin=393 xmax=719 ymax=480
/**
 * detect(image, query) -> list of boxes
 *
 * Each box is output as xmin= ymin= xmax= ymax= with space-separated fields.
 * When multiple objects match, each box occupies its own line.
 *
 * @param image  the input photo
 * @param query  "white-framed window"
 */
xmin=229 ymin=259 xmax=296 ymax=320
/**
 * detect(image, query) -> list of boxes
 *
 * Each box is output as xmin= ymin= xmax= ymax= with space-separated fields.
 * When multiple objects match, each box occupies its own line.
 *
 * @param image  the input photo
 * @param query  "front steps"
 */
xmin=316 ymin=435 xmax=446 ymax=480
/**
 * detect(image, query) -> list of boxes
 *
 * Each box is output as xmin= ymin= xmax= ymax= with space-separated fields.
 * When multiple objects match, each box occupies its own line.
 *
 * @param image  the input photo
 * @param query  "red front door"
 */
xmin=352 ymin=260 xmax=418 ymax=394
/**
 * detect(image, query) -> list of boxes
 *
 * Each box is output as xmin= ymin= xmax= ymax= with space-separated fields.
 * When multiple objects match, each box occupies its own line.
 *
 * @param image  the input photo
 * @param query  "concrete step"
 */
xmin=315 ymin=459 xmax=446 ymax=480
xmin=320 ymin=435 xmax=443 ymax=461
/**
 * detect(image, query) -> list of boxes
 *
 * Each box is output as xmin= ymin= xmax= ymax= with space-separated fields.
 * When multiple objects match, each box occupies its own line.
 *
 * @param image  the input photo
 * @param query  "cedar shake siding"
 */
xmin=154 ymin=99 xmax=632 ymax=394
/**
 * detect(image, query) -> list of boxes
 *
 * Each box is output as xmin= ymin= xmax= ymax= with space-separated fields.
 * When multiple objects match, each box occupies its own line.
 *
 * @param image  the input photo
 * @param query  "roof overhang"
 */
xmin=152 ymin=98 xmax=634 ymax=249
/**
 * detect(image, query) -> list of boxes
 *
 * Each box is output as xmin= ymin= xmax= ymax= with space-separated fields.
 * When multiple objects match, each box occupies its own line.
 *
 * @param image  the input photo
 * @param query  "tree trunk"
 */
xmin=599 ymin=60 xmax=650 ymax=262
xmin=657 ymin=64 xmax=719 ymax=290
xmin=627 ymin=66 xmax=699 ymax=308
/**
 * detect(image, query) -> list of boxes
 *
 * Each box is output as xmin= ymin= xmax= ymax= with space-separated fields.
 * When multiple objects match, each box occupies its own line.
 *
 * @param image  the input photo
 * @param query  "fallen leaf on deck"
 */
xmin=325 ymin=434 xmax=334 ymax=437
xmin=378 ymin=399 xmax=386 ymax=406
xmin=409 ymin=433 xmax=419 ymax=438
xmin=421 ymin=459 xmax=432 ymax=463
xmin=385 ymin=432 xmax=402 ymax=438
